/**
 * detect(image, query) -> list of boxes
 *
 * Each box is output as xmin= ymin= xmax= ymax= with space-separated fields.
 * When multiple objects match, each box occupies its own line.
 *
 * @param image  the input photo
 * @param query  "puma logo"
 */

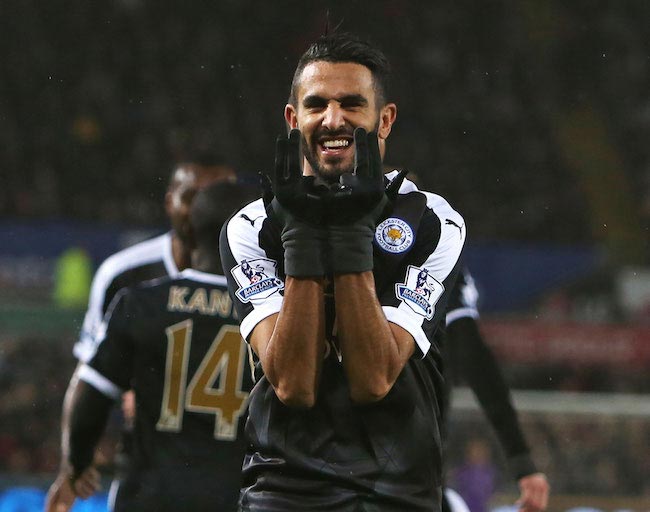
xmin=445 ymin=219 xmax=464 ymax=236
xmin=241 ymin=214 xmax=263 ymax=227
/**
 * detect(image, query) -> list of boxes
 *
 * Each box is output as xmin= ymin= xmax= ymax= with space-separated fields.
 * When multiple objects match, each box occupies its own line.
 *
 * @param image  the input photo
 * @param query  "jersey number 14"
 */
xmin=156 ymin=320 xmax=249 ymax=440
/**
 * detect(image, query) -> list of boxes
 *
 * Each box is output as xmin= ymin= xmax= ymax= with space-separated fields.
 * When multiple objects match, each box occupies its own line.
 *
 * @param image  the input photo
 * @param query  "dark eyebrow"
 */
xmin=302 ymin=95 xmax=328 ymax=109
xmin=302 ymin=94 xmax=369 ymax=108
xmin=338 ymin=94 xmax=368 ymax=107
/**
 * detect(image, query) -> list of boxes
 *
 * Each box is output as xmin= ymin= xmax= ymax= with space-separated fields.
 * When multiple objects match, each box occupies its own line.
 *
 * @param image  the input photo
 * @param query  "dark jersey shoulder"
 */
xmin=104 ymin=260 xmax=169 ymax=315
xmin=75 ymin=232 xmax=175 ymax=362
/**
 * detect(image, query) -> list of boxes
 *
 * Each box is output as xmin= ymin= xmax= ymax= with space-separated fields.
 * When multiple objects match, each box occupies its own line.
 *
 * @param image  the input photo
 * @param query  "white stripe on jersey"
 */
xmin=224 ymin=199 xmax=283 ymax=341
xmin=446 ymin=306 xmax=479 ymax=325
xmin=383 ymin=305 xmax=433 ymax=355
xmin=386 ymin=173 xmax=466 ymax=352
xmin=74 ymin=232 xmax=177 ymax=363
xmin=78 ymin=363 xmax=123 ymax=400
xmin=179 ymin=268 xmax=228 ymax=285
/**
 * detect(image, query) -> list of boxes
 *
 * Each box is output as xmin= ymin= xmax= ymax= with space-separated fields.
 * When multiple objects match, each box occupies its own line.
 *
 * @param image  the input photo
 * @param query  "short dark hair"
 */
xmin=167 ymin=149 xmax=235 ymax=190
xmin=289 ymin=32 xmax=391 ymax=107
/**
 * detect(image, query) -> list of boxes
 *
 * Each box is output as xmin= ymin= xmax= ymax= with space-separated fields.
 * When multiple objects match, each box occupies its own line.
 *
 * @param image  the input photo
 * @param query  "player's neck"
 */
xmin=191 ymin=250 xmax=222 ymax=275
xmin=171 ymin=235 xmax=192 ymax=271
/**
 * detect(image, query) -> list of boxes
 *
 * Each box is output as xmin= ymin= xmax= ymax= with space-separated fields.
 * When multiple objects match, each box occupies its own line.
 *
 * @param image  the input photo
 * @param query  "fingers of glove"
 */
xmin=272 ymin=129 xmax=309 ymax=209
xmin=286 ymin=129 xmax=302 ymax=184
xmin=352 ymin=128 xmax=382 ymax=185
xmin=353 ymin=127 xmax=369 ymax=178
xmin=273 ymin=135 xmax=288 ymax=188
xmin=367 ymin=131 xmax=383 ymax=185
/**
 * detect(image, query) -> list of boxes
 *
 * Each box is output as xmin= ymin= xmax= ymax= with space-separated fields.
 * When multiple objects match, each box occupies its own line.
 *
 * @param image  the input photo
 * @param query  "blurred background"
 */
xmin=0 ymin=0 xmax=649 ymax=510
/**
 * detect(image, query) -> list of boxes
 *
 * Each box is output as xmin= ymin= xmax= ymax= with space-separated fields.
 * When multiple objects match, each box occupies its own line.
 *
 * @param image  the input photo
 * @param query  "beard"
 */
xmin=301 ymin=120 xmax=380 ymax=184
xmin=301 ymin=130 xmax=353 ymax=184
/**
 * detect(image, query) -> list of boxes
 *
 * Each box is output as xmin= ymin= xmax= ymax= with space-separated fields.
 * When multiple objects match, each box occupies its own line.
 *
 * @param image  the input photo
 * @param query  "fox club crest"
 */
xmin=374 ymin=217 xmax=414 ymax=254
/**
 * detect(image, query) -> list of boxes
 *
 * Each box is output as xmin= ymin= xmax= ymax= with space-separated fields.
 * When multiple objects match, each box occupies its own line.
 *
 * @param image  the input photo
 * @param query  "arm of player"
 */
xmin=45 ymin=379 xmax=114 ymax=512
xmin=68 ymin=382 xmax=113 ymax=498
xmin=250 ymin=276 xmax=326 ymax=408
xmin=447 ymin=316 xmax=549 ymax=510
xmin=68 ymin=381 xmax=113 ymax=496
xmin=334 ymin=272 xmax=415 ymax=402
xmin=45 ymin=365 xmax=85 ymax=512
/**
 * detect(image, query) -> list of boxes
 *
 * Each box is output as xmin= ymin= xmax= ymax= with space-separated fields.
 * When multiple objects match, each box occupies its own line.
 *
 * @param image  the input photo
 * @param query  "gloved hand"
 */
xmin=326 ymin=128 xmax=406 ymax=274
xmin=266 ymin=128 xmax=327 ymax=277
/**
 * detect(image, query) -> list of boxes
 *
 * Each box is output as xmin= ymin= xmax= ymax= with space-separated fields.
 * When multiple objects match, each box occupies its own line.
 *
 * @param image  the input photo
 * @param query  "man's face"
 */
xmin=165 ymin=164 xmax=235 ymax=244
xmin=285 ymin=61 xmax=396 ymax=183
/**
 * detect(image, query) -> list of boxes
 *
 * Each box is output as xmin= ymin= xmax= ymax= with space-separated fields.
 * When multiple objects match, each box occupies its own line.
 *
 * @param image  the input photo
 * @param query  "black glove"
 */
xmin=266 ymin=128 xmax=327 ymax=277
xmin=326 ymin=128 xmax=399 ymax=274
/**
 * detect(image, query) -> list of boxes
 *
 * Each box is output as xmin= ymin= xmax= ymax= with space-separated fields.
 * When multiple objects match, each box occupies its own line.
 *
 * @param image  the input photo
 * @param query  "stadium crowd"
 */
xmin=1 ymin=0 xmax=648 ymax=256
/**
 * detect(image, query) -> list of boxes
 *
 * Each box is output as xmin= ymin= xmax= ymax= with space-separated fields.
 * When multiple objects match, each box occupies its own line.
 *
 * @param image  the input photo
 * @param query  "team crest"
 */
xmin=395 ymin=265 xmax=444 ymax=320
xmin=375 ymin=217 xmax=414 ymax=254
xmin=232 ymin=258 xmax=284 ymax=303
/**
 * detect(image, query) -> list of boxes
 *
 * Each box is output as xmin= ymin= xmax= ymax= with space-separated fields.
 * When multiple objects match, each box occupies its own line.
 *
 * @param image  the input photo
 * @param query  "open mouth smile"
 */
xmin=319 ymin=137 xmax=353 ymax=155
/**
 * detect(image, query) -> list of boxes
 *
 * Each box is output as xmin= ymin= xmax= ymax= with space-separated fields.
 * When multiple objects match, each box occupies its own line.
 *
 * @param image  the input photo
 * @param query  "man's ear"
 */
xmin=378 ymin=103 xmax=397 ymax=140
xmin=284 ymin=104 xmax=298 ymax=129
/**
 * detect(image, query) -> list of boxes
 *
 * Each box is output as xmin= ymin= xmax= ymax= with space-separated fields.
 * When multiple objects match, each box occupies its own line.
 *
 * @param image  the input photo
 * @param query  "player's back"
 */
xmin=90 ymin=269 xmax=252 ymax=511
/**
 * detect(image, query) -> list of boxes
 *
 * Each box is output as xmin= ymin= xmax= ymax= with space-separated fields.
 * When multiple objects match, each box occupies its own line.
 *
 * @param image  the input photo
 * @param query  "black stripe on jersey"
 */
xmin=258 ymin=217 xmax=283 ymax=276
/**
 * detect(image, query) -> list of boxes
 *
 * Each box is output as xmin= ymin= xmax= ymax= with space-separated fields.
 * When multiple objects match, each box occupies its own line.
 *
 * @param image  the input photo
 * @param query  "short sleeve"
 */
xmin=379 ymin=191 xmax=466 ymax=356
xmin=219 ymin=200 xmax=285 ymax=341
xmin=79 ymin=289 xmax=135 ymax=398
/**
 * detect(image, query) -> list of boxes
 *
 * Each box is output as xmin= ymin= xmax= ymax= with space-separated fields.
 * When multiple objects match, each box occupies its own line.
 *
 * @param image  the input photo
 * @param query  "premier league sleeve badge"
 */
xmin=395 ymin=265 xmax=444 ymax=320
xmin=231 ymin=258 xmax=284 ymax=304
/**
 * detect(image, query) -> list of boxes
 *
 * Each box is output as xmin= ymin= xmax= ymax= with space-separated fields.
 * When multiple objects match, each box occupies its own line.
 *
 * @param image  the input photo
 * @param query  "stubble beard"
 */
xmin=301 ymin=132 xmax=354 ymax=185
xmin=301 ymin=120 xmax=381 ymax=184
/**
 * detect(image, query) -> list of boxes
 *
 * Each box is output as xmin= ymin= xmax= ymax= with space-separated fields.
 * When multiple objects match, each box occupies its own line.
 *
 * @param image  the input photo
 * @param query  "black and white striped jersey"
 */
xmin=78 ymin=269 xmax=252 ymax=511
xmin=220 ymin=171 xmax=466 ymax=511
xmin=73 ymin=232 xmax=178 ymax=363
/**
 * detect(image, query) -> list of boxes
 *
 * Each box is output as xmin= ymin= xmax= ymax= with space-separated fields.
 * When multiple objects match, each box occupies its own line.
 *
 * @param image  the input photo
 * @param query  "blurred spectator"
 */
xmin=1 ymin=0 xmax=647 ymax=262
xmin=451 ymin=437 xmax=498 ymax=512
xmin=0 ymin=337 xmax=75 ymax=474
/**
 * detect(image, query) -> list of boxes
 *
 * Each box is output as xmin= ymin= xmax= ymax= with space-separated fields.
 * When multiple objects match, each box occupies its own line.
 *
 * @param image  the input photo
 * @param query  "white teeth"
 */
xmin=322 ymin=139 xmax=350 ymax=148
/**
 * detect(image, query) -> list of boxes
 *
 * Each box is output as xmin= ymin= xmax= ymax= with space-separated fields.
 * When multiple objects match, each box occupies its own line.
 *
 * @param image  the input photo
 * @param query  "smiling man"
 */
xmin=221 ymin=32 xmax=465 ymax=511
xmin=286 ymin=57 xmax=396 ymax=182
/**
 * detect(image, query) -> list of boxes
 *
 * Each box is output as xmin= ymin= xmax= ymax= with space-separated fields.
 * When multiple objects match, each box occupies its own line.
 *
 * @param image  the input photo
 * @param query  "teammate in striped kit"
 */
xmin=52 ymin=182 xmax=255 ymax=511
xmin=220 ymin=32 xmax=465 ymax=511
xmin=442 ymin=268 xmax=549 ymax=512
xmin=46 ymin=154 xmax=236 ymax=512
